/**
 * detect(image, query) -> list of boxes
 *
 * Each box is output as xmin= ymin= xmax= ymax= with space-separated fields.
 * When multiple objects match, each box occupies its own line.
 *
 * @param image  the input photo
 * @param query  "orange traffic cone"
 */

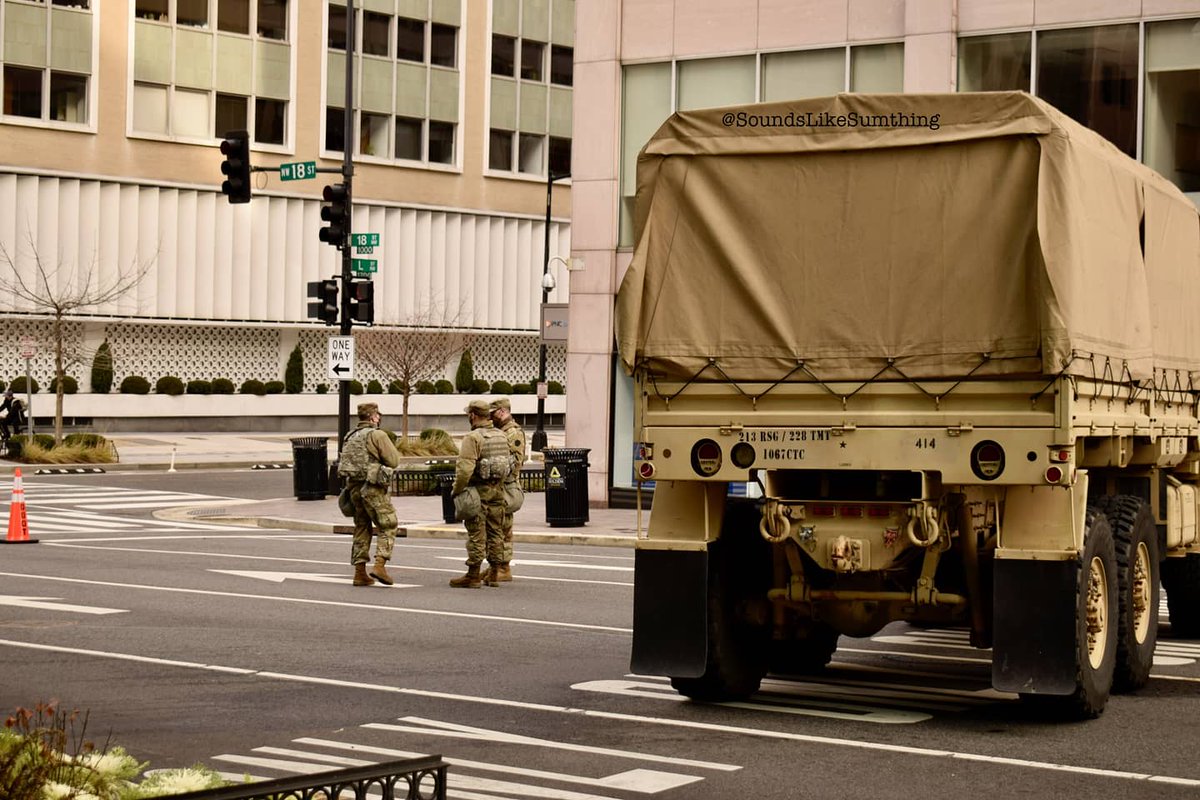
xmin=2 ymin=468 xmax=37 ymax=544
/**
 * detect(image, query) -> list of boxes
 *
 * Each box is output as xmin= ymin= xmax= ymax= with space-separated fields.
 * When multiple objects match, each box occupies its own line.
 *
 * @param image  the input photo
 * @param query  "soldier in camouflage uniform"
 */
xmin=490 ymin=396 xmax=526 ymax=582
xmin=449 ymin=399 xmax=511 ymax=588
xmin=337 ymin=402 xmax=402 ymax=587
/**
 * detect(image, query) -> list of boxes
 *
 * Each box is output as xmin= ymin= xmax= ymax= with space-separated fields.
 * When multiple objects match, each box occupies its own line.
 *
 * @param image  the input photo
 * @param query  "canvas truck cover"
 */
xmin=615 ymin=92 xmax=1200 ymax=385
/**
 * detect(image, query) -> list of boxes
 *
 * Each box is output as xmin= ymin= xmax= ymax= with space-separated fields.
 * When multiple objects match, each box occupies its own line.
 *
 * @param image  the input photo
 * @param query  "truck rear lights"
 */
xmin=637 ymin=461 xmax=656 ymax=480
xmin=839 ymin=505 xmax=864 ymax=518
xmin=811 ymin=503 xmax=837 ymax=517
xmin=1045 ymin=465 xmax=1066 ymax=484
xmin=731 ymin=442 xmax=756 ymax=469
xmin=867 ymin=505 xmax=893 ymax=518
xmin=690 ymin=439 xmax=722 ymax=476
xmin=1049 ymin=447 xmax=1072 ymax=463
xmin=970 ymin=440 xmax=1005 ymax=481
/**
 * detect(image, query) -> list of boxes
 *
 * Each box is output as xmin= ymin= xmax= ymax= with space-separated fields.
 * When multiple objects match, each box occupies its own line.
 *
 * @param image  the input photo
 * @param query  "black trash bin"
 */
xmin=543 ymin=448 xmax=590 ymax=527
xmin=437 ymin=471 xmax=456 ymax=524
xmin=290 ymin=437 xmax=329 ymax=501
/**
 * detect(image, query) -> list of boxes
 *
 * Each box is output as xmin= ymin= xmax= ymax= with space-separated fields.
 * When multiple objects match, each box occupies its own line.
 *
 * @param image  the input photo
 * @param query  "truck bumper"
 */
xmin=992 ymin=556 xmax=1080 ymax=695
xmin=630 ymin=547 xmax=709 ymax=677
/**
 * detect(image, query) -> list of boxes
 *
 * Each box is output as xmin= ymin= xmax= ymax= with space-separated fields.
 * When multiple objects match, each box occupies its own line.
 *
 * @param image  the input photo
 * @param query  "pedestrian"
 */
xmin=0 ymin=389 xmax=26 ymax=444
xmin=449 ymin=399 xmax=511 ymax=588
xmin=336 ymin=402 xmax=402 ymax=587
xmin=490 ymin=396 xmax=526 ymax=582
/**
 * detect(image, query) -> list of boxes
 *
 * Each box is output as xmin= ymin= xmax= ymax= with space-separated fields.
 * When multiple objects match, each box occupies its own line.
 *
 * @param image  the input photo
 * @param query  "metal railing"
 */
xmin=163 ymin=756 xmax=448 ymax=800
xmin=392 ymin=467 xmax=545 ymax=496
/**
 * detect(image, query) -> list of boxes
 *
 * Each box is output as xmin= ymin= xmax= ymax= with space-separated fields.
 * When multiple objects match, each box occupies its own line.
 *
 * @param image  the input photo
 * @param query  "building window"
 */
xmin=50 ymin=72 xmax=88 ymax=123
xmin=4 ymin=66 xmax=43 ymax=119
xmin=397 ymin=17 xmax=424 ymax=62
xmin=492 ymin=35 xmax=516 ymax=76
xmin=255 ymin=97 xmax=285 ymax=144
xmin=215 ymin=93 xmax=247 ymax=136
xmin=520 ymin=40 xmax=545 ymax=81
xmin=489 ymin=129 xmax=513 ymax=170
xmin=360 ymin=112 xmax=389 ymax=157
xmin=257 ymin=0 xmax=287 ymax=40
xmin=173 ymin=87 xmax=210 ymax=138
xmin=518 ymin=132 xmax=543 ymax=173
xmin=1144 ymin=19 xmax=1200 ymax=197
xmin=549 ymin=136 xmax=571 ymax=176
xmin=328 ymin=5 xmax=347 ymax=50
xmin=395 ymin=116 xmax=422 ymax=160
xmin=761 ymin=48 xmax=845 ymax=101
xmin=363 ymin=11 xmax=390 ymax=57
xmin=431 ymin=24 xmax=456 ymax=68
xmin=136 ymin=0 xmax=168 ymax=21
xmin=550 ymin=45 xmax=573 ymax=86
xmin=429 ymin=120 xmax=454 ymax=164
xmin=326 ymin=105 xmax=345 ymax=152
xmin=132 ymin=82 xmax=168 ymax=133
xmin=178 ymin=0 xmax=209 ymax=28
xmin=218 ymin=0 xmax=250 ymax=35
xmin=957 ymin=33 xmax=1030 ymax=92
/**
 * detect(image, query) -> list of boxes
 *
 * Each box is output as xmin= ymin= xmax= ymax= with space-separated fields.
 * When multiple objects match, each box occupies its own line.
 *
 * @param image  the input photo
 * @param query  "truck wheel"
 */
xmin=1020 ymin=510 xmax=1117 ymax=719
xmin=769 ymin=622 xmax=839 ymax=675
xmin=1162 ymin=554 xmax=1200 ymax=639
xmin=670 ymin=507 xmax=769 ymax=701
xmin=1097 ymin=496 xmax=1159 ymax=692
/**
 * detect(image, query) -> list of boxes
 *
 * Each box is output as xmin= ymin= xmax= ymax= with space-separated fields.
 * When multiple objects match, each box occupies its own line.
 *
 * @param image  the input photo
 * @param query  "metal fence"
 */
xmin=163 ymin=757 xmax=448 ymax=800
xmin=392 ymin=467 xmax=545 ymax=496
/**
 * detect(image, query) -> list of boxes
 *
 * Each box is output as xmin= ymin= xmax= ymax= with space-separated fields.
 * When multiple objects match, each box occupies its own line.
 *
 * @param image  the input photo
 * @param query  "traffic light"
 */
xmin=349 ymin=279 xmax=374 ymax=325
xmin=219 ymin=130 xmax=251 ymax=204
xmin=319 ymin=183 xmax=349 ymax=248
xmin=306 ymin=279 xmax=339 ymax=325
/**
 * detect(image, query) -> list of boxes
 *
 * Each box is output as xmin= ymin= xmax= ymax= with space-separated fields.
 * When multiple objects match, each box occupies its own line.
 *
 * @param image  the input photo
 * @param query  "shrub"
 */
xmin=419 ymin=428 xmax=457 ymax=454
xmin=388 ymin=379 xmax=406 ymax=394
xmin=90 ymin=340 xmax=114 ymax=393
xmin=49 ymin=375 xmax=78 ymax=394
xmin=155 ymin=375 xmax=185 ymax=396
xmin=548 ymin=380 xmax=565 ymax=395
xmin=9 ymin=376 xmax=38 ymax=394
xmin=316 ymin=383 xmax=329 ymax=394
xmin=265 ymin=380 xmax=285 ymax=394
xmin=455 ymin=349 xmax=475 ymax=392
xmin=434 ymin=379 xmax=454 ymax=394
xmin=470 ymin=378 xmax=490 ymax=393
xmin=239 ymin=379 xmax=266 ymax=396
xmin=285 ymin=343 xmax=304 ymax=394
xmin=367 ymin=379 xmax=384 ymax=394
xmin=186 ymin=379 xmax=212 ymax=394
xmin=4 ymin=436 xmax=23 ymax=458
xmin=64 ymin=433 xmax=108 ymax=448
xmin=20 ymin=439 xmax=115 ymax=464
xmin=415 ymin=380 xmax=436 ymax=394
xmin=212 ymin=378 xmax=235 ymax=394
xmin=119 ymin=375 xmax=150 ymax=394
xmin=349 ymin=380 xmax=364 ymax=395
xmin=490 ymin=380 xmax=513 ymax=395
xmin=512 ymin=383 xmax=533 ymax=394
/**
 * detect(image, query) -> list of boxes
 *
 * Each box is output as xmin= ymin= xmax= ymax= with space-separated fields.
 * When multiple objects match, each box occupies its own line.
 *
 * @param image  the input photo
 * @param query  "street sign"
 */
xmin=351 ymin=233 xmax=380 ymax=248
xmin=540 ymin=303 xmax=569 ymax=342
xmin=351 ymin=258 xmax=378 ymax=274
xmin=328 ymin=335 xmax=355 ymax=382
xmin=18 ymin=337 xmax=36 ymax=358
xmin=279 ymin=161 xmax=317 ymax=181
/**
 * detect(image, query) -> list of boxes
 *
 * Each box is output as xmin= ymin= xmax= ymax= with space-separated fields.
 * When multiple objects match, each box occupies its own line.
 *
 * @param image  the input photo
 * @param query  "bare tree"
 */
xmin=356 ymin=301 xmax=474 ymax=439
xmin=0 ymin=234 xmax=153 ymax=444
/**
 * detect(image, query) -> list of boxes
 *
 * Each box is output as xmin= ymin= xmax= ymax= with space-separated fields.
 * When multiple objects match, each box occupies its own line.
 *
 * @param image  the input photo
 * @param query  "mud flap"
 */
xmin=992 ymin=557 xmax=1079 ymax=695
xmin=630 ymin=548 xmax=708 ymax=677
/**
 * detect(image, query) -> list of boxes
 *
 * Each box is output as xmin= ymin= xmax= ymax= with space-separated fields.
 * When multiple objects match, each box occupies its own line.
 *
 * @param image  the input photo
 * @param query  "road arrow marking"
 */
xmin=436 ymin=557 xmax=632 ymax=573
xmin=209 ymin=570 xmax=417 ymax=588
xmin=0 ymin=596 xmax=127 ymax=615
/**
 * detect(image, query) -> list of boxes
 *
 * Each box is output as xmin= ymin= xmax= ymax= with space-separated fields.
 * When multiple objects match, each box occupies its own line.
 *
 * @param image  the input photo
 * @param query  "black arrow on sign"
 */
xmin=332 ymin=364 xmax=350 ymax=376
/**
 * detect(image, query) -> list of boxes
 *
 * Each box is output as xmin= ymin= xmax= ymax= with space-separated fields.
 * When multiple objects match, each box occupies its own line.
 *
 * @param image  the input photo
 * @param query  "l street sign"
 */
xmin=328 ymin=335 xmax=355 ymax=382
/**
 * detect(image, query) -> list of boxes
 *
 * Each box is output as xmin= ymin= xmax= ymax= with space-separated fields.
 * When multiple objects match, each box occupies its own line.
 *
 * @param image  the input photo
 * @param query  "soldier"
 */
xmin=490 ymin=396 xmax=526 ymax=582
xmin=449 ymin=399 xmax=511 ymax=588
xmin=337 ymin=402 xmax=402 ymax=587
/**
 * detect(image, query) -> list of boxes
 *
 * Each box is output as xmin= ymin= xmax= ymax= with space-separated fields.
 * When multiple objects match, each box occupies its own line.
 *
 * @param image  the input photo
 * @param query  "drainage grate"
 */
xmin=189 ymin=508 xmax=229 ymax=518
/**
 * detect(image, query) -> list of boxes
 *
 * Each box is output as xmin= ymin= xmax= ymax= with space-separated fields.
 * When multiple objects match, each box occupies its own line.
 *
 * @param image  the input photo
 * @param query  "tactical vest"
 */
xmin=474 ymin=426 xmax=512 ymax=482
xmin=337 ymin=427 xmax=372 ymax=479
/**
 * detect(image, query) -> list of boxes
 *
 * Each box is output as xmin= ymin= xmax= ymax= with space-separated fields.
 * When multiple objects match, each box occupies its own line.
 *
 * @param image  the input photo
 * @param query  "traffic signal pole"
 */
xmin=336 ymin=0 xmax=355 ymax=456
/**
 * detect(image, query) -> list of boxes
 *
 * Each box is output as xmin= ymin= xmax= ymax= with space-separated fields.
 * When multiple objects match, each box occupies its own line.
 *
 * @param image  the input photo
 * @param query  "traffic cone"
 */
xmin=2 ymin=468 xmax=37 ymax=544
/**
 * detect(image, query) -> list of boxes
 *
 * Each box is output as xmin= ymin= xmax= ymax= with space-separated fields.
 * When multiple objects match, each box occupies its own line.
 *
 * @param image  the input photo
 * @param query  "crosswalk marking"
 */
xmin=0 ymin=481 xmax=254 ymax=533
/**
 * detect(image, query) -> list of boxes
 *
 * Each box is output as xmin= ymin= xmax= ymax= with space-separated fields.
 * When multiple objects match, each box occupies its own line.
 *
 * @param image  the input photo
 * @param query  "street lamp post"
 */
xmin=532 ymin=169 xmax=570 ymax=452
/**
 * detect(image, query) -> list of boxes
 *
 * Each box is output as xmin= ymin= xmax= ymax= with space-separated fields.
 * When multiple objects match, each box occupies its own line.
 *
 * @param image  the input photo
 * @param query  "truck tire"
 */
xmin=1096 ymin=495 xmax=1159 ymax=692
xmin=1162 ymin=554 xmax=1200 ymax=639
xmin=769 ymin=621 xmax=839 ymax=675
xmin=670 ymin=504 xmax=769 ymax=701
xmin=1020 ymin=509 xmax=1117 ymax=719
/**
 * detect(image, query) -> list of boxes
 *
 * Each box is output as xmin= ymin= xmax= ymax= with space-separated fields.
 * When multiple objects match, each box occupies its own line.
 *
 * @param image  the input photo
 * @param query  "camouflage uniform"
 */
xmin=453 ymin=416 xmax=510 ymax=568
xmin=497 ymin=416 xmax=527 ymax=563
xmin=338 ymin=418 xmax=402 ymax=567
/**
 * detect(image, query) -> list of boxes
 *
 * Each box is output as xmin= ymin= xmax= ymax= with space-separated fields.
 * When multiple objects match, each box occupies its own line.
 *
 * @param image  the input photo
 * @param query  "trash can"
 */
xmin=327 ymin=460 xmax=342 ymax=496
xmin=290 ymin=437 xmax=329 ymax=501
xmin=437 ymin=471 xmax=457 ymax=524
xmin=543 ymin=447 xmax=591 ymax=527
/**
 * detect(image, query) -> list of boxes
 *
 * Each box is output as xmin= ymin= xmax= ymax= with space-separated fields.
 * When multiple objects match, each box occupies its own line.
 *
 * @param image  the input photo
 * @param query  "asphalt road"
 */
xmin=2 ymin=470 xmax=1199 ymax=799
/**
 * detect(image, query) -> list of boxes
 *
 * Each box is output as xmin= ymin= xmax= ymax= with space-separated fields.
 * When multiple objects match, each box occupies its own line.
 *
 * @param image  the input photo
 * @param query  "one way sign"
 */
xmin=328 ymin=336 xmax=355 ymax=381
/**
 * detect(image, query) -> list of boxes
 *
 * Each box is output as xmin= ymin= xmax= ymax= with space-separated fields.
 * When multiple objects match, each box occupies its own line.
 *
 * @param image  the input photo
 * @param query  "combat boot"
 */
xmin=449 ymin=563 xmax=482 ymax=589
xmin=352 ymin=563 xmax=375 ymax=586
xmin=496 ymin=563 xmax=512 ymax=582
xmin=369 ymin=557 xmax=394 ymax=586
xmin=481 ymin=563 xmax=499 ymax=587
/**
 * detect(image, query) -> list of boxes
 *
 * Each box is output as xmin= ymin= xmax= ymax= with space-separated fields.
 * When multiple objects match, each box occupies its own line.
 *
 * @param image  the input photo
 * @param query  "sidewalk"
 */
xmin=7 ymin=430 xmax=643 ymax=548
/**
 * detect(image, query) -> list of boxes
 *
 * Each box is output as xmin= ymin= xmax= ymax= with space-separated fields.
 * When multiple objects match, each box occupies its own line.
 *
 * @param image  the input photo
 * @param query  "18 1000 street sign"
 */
xmin=328 ymin=336 xmax=355 ymax=381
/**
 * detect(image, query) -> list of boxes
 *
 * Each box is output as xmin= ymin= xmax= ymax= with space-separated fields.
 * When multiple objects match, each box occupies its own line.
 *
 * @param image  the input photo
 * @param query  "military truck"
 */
xmin=616 ymin=92 xmax=1200 ymax=718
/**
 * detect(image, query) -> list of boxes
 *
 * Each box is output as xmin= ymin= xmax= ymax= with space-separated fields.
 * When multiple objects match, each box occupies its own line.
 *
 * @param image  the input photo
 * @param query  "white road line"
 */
xmin=0 ymin=574 xmax=632 ymax=633
xmin=0 ymin=638 xmax=1194 ymax=788
xmin=76 ymin=500 xmax=235 ymax=510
